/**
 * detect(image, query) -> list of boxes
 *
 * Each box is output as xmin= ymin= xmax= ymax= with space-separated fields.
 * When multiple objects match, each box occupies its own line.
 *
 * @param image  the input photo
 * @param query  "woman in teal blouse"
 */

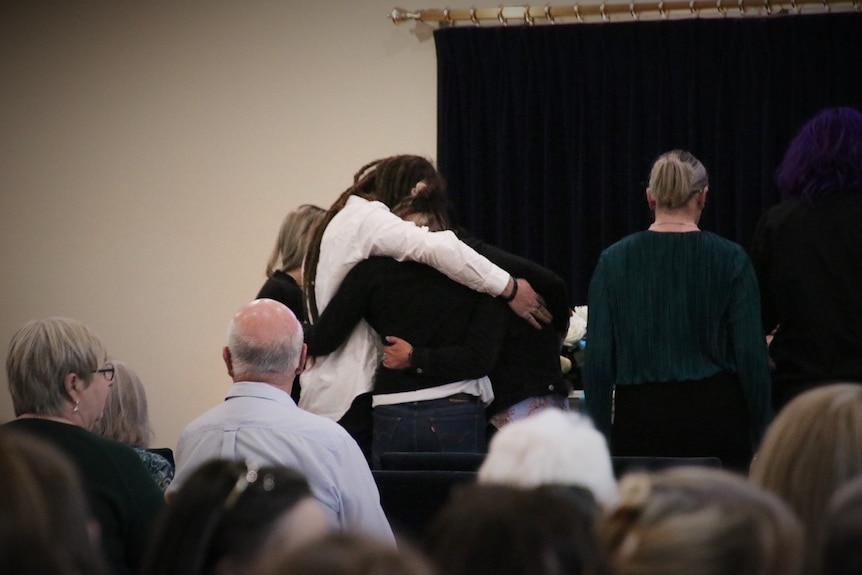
xmin=582 ymin=150 xmax=772 ymax=472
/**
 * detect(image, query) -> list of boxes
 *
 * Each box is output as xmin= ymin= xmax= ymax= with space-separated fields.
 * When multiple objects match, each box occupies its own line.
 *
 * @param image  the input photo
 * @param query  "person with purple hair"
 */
xmin=751 ymin=106 xmax=862 ymax=413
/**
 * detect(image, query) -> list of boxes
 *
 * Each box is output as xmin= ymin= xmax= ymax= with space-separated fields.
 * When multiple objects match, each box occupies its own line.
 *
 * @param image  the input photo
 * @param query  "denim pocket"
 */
xmin=372 ymin=410 xmax=404 ymax=469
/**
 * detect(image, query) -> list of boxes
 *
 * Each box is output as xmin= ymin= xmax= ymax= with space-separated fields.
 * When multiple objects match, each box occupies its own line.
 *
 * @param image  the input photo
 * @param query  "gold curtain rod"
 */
xmin=389 ymin=0 xmax=859 ymax=24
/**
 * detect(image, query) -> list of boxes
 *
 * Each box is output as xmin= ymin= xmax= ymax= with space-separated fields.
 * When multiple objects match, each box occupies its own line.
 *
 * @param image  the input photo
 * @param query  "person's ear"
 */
xmin=295 ymin=343 xmax=308 ymax=376
xmin=223 ymin=347 xmax=234 ymax=378
xmin=697 ymin=187 xmax=709 ymax=208
xmin=646 ymin=188 xmax=657 ymax=210
xmin=64 ymin=372 xmax=82 ymax=402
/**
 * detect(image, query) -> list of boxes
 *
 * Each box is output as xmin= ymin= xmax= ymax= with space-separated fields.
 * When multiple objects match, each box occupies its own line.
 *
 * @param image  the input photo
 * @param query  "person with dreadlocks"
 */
xmin=303 ymin=182 xmax=508 ymax=469
xmin=300 ymin=155 xmax=550 ymax=458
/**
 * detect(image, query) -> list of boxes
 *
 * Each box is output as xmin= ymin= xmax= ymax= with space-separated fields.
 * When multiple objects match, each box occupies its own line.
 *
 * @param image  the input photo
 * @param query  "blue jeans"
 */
xmin=372 ymin=396 xmax=487 ymax=469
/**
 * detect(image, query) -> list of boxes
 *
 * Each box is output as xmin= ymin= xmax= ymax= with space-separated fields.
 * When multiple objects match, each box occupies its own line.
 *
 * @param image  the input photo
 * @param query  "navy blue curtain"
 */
xmin=435 ymin=13 xmax=862 ymax=304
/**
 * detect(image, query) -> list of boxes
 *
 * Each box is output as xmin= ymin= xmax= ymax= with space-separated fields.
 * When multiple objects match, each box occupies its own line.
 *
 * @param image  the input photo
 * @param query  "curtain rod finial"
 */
xmin=389 ymin=7 xmax=421 ymax=24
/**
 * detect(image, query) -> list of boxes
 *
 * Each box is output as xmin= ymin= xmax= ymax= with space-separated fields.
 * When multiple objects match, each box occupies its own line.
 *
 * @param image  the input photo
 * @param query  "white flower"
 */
xmin=564 ymin=305 xmax=588 ymax=347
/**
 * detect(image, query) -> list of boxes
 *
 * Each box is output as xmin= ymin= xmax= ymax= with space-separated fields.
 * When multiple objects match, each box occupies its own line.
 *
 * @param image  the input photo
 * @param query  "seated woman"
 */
xmin=256 ymin=532 xmax=434 ymax=575
xmin=139 ymin=459 xmax=330 ymax=575
xmin=582 ymin=149 xmax=771 ymax=472
xmin=424 ymin=483 xmax=610 ymax=575
xmin=477 ymin=408 xmax=618 ymax=509
xmin=4 ymin=317 xmax=164 ymax=575
xmin=0 ymin=429 xmax=110 ymax=575
xmin=750 ymin=383 xmax=862 ymax=575
xmin=602 ymin=466 xmax=803 ymax=575
xmin=92 ymin=359 xmax=174 ymax=491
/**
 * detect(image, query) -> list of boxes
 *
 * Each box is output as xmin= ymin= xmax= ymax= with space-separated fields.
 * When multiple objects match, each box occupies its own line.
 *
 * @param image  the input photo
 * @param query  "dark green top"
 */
xmin=582 ymin=230 xmax=772 ymax=440
xmin=5 ymin=418 xmax=165 ymax=575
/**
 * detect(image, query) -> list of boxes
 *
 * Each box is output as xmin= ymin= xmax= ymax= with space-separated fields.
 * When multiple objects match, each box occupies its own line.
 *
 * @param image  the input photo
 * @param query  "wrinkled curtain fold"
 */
xmin=435 ymin=13 xmax=862 ymax=303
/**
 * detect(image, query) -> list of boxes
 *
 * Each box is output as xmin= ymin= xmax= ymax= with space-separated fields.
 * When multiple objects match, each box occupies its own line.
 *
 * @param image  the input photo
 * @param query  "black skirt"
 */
xmin=611 ymin=372 xmax=753 ymax=473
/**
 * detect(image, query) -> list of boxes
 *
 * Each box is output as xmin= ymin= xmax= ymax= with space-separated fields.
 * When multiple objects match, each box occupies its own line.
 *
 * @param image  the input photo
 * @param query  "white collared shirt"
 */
xmin=299 ymin=195 xmax=509 ymax=421
xmin=170 ymin=381 xmax=394 ymax=544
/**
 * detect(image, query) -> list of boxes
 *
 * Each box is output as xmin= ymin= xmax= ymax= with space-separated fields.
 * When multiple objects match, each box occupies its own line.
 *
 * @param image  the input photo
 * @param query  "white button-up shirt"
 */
xmin=299 ymin=195 xmax=510 ymax=421
xmin=170 ymin=381 xmax=394 ymax=544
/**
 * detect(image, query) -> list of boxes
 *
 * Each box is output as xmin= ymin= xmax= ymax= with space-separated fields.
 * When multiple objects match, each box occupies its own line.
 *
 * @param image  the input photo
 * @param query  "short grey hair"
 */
xmin=6 ymin=317 xmax=107 ymax=417
xmin=227 ymin=317 xmax=304 ymax=376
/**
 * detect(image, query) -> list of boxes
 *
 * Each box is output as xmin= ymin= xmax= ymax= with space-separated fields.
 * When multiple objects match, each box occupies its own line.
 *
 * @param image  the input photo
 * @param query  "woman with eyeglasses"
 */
xmin=4 ymin=317 xmax=165 ymax=575
xmin=139 ymin=459 xmax=330 ymax=575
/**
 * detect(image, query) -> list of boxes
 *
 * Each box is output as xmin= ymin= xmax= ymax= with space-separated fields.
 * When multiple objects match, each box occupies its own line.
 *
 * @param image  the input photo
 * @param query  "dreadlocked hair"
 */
xmin=302 ymin=155 xmax=444 ymax=323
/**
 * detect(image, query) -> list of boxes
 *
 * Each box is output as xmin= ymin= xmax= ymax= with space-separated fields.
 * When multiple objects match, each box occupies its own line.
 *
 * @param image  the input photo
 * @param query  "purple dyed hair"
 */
xmin=776 ymin=107 xmax=862 ymax=202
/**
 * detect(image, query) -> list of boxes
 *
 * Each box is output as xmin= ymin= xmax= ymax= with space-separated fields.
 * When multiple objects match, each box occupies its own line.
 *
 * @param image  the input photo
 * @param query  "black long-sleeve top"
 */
xmin=750 ymin=191 xmax=862 ymax=386
xmin=304 ymin=256 xmax=508 ymax=396
xmin=463 ymin=238 xmax=572 ymax=415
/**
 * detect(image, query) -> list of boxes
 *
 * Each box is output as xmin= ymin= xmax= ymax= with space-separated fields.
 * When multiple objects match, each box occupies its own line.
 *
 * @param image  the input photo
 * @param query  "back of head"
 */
xmin=425 ymin=482 xmax=609 ymax=575
xmin=776 ymin=107 xmax=862 ymax=202
xmin=391 ymin=180 xmax=450 ymax=232
xmin=6 ymin=317 xmax=107 ymax=417
xmin=227 ymin=299 xmax=304 ymax=381
xmin=257 ymin=531 xmax=434 ymax=575
xmin=139 ymin=459 xmax=323 ymax=575
xmin=603 ymin=467 xmax=803 ymax=575
xmin=648 ymin=149 xmax=709 ymax=209
xmin=302 ymin=154 xmax=444 ymax=322
xmin=91 ymin=359 xmax=153 ymax=447
xmin=750 ymin=383 xmax=862 ymax=572
xmin=0 ymin=430 xmax=109 ymax=575
xmin=265 ymin=204 xmax=326 ymax=277
xmin=349 ymin=154 xmax=444 ymax=210
xmin=823 ymin=473 xmax=862 ymax=575
xmin=477 ymin=408 xmax=618 ymax=507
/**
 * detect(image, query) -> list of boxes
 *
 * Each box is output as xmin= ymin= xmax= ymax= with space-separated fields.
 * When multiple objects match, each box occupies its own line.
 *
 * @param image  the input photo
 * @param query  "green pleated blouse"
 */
xmin=582 ymin=230 xmax=772 ymax=440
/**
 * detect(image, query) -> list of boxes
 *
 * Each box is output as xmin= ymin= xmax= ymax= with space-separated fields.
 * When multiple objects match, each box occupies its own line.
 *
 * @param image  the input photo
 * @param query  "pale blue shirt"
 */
xmin=169 ymin=382 xmax=394 ymax=544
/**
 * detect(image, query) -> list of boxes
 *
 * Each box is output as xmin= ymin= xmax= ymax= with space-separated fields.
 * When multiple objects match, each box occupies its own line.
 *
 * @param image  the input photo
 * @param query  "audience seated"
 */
xmin=168 ymin=298 xmax=394 ymax=543
xmin=0 ymin=429 xmax=110 ymax=575
xmin=92 ymin=359 xmax=174 ymax=491
xmin=424 ymin=482 xmax=610 ymax=575
xmin=140 ymin=459 xmax=329 ymax=575
xmin=477 ymin=408 xmax=618 ymax=508
xmin=256 ymin=531 xmax=435 ymax=575
xmin=750 ymin=383 xmax=862 ymax=575
xmin=823 ymin=473 xmax=862 ymax=575
xmin=4 ymin=317 xmax=164 ymax=575
xmin=602 ymin=466 xmax=803 ymax=575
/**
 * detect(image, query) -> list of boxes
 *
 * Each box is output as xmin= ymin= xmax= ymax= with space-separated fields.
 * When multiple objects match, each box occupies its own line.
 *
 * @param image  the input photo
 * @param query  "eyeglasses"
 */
xmin=93 ymin=364 xmax=115 ymax=382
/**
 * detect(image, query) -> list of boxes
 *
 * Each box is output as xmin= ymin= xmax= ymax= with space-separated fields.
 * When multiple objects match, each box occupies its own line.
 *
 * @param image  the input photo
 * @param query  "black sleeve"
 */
xmin=749 ymin=211 xmax=778 ymax=333
xmin=464 ymin=237 xmax=571 ymax=334
xmin=410 ymin=295 xmax=509 ymax=379
xmin=303 ymin=262 xmax=373 ymax=356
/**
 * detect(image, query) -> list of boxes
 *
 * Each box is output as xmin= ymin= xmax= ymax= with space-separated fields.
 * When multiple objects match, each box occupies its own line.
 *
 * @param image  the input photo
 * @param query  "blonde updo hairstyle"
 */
xmin=648 ymin=150 xmax=709 ymax=209
xmin=602 ymin=467 xmax=803 ymax=575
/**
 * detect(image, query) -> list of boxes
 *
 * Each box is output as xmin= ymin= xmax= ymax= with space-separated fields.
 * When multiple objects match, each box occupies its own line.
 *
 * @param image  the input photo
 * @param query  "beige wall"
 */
xmin=0 ymin=1 xmax=452 ymax=448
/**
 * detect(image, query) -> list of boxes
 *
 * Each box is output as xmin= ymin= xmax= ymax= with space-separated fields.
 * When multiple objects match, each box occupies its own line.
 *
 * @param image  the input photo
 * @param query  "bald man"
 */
xmin=169 ymin=299 xmax=393 ymax=544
